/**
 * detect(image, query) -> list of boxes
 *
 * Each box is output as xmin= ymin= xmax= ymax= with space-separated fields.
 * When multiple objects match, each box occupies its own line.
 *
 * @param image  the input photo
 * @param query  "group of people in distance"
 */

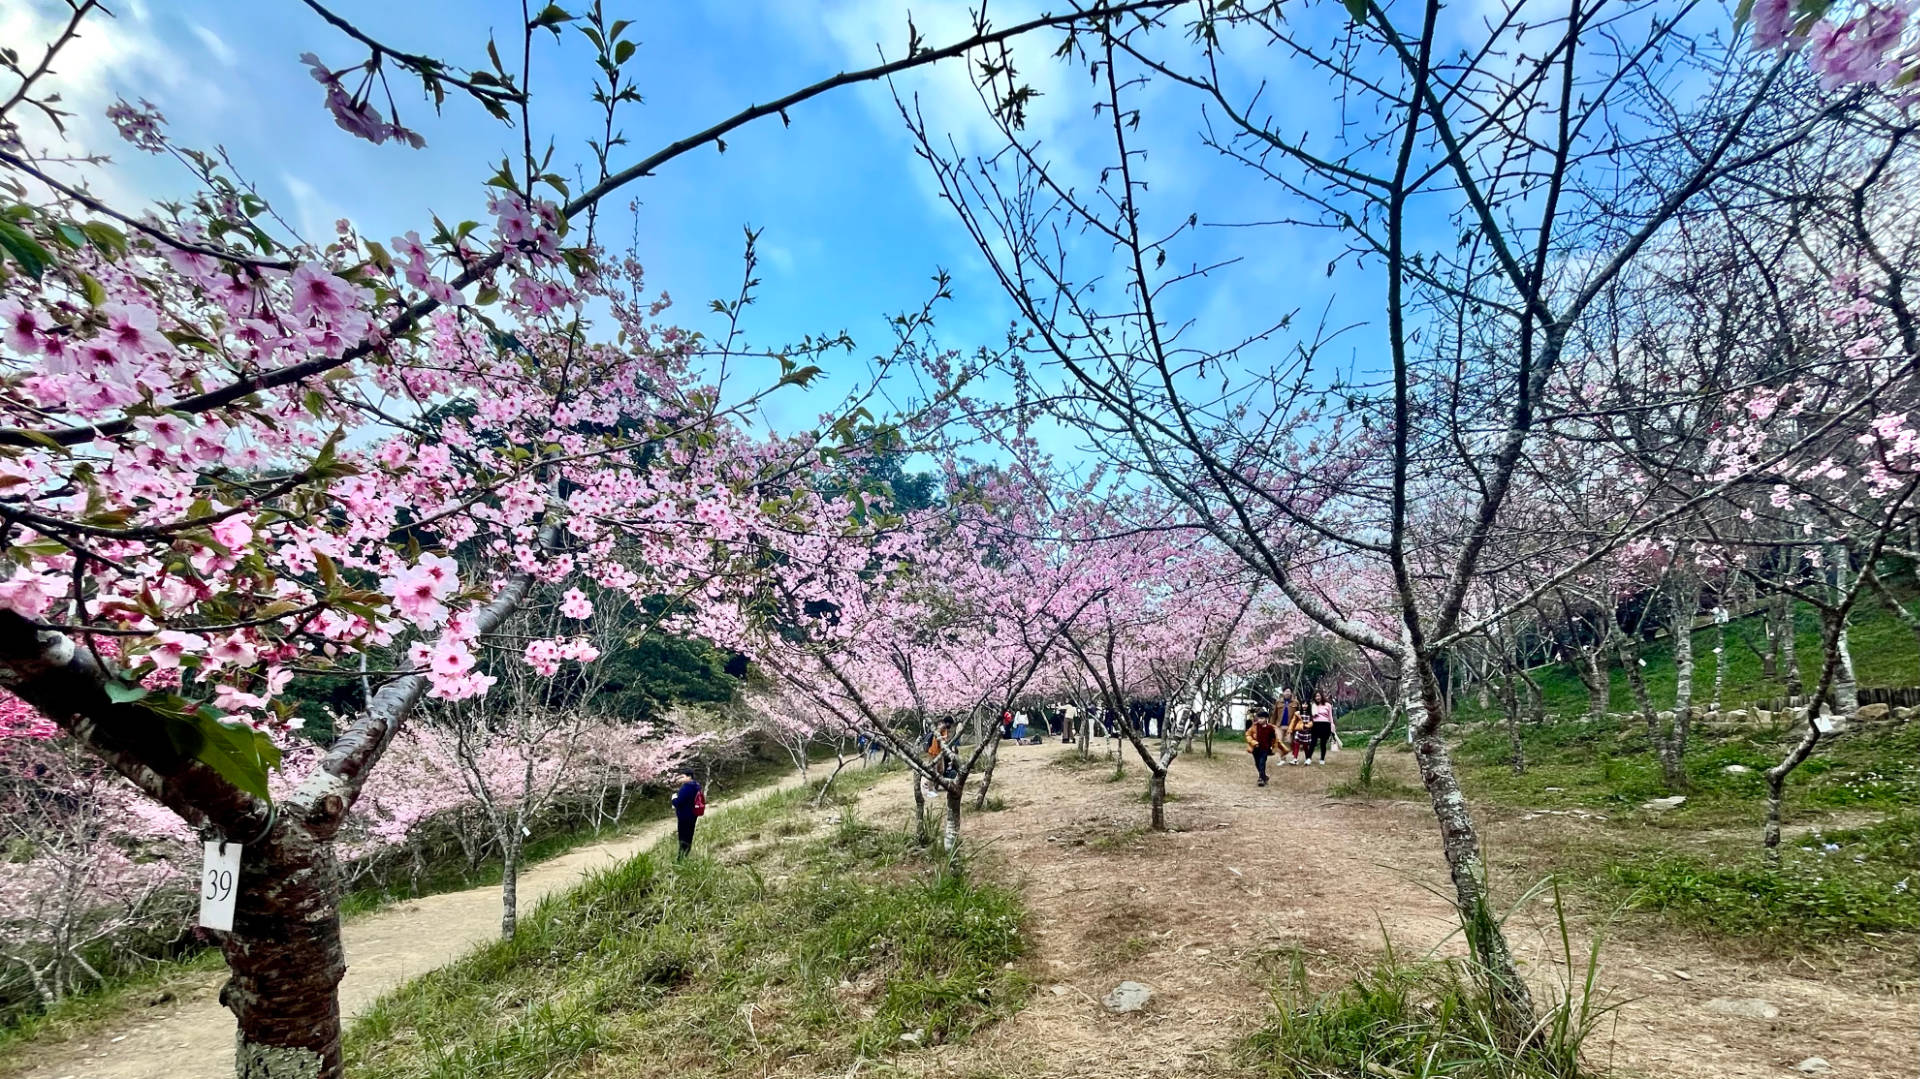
xmin=1243 ymin=689 xmax=1336 ymax=787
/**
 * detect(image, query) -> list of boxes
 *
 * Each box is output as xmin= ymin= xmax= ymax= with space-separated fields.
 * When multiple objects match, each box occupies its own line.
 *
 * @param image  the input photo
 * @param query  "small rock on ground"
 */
xmin=1641 ymin=795 xmax=1688 ymax=810
xmin=1703 ymin=997 xmax=1779 ymax=1020
xmin=1796 ymin=1057 xmax=1832 ymax=1074
xmin=1104 ymin=981 xmax=1152 ymax=1013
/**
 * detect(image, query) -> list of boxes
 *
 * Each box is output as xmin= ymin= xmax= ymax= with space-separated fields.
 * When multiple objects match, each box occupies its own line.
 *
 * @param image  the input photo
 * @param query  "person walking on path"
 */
xmin=670 ymin=771 xmax=705 ymax=859
xmin=1245 ymin=708 xmax=1281 ymax=786
xmin=1307 ymin=692 xmax=1336 ymax=764
xmin=1272 ymin=690 xmax=1299 ymax=766
xmin=1287 ymin=695 xmax=1314 ymax=764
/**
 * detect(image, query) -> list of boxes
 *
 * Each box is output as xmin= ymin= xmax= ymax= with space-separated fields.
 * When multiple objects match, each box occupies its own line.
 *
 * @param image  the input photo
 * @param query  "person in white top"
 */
xmin=1307 ymin=692 xmax=1336 ymax=764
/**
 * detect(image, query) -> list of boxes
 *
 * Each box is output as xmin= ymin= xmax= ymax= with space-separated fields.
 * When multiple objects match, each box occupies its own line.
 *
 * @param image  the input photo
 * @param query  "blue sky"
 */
xmin=10 ymin=0 xmax=1734 ymax=456
xmin=6 ymin=0 xmax=1389 ymax=441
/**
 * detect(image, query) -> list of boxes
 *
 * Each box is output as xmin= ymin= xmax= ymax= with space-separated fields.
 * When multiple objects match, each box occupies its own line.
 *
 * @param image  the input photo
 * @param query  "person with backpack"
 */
xmin=1245 ymin=707 xmax=1281 ymax=786
xmin=670 ymin=770 xmax=705 ymax=859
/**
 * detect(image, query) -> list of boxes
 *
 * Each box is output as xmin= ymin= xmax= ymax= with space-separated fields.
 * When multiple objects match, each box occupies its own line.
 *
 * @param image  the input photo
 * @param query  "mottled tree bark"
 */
xmin=1402 ymin=648 xmax=1535 ymax=1029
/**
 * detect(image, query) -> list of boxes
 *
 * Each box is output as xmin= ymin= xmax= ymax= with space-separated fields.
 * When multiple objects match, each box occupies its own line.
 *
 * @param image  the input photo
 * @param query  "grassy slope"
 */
xmin=345 ymin=769 xmax=1031 ymax=1079
xmin=0 ymin=753 xmax=802 ymax=1055
xmin=1331 ymin=598 xmax=1920 ymax=943
xmin=1487 ymin=597 xmax=1915 ymax=722
xmin=1338 ymin=596 xmax=1918 ymax=735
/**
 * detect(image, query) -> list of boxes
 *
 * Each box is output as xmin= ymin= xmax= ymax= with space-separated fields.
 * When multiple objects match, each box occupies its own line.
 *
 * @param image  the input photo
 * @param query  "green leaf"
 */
xmin=0 ymin=219 xmax=52 ymax=279
xmin=530 ymin=3 xmax=573 ymax=29
xmin=1342 ymin=0 xmax=1368 ymax=20
xmin=104 ymin=682 xmax=150 ymax=704
xmin=186 ymin=711 xmax=283 ymax=802
xmin=614 ymin=39 xmax=637 ymax=65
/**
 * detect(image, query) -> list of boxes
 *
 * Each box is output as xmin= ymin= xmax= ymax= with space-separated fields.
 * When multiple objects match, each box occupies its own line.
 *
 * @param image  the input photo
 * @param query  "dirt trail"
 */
xmin=6 ymin=772 xmax=808 ymax=1079
xmin=846 ymin=745 xmax=1916 ymax=1079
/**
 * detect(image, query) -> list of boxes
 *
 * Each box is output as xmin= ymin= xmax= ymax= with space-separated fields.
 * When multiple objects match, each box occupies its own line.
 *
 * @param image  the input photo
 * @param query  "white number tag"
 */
xmin=199 ymin=841 xmax=241 ymax=932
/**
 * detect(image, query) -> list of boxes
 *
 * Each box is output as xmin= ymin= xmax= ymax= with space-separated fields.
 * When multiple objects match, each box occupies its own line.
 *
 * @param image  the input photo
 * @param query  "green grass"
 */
xmin=0 ymin=948 xmax=226 ymax=1061
xmin=1446 ymin=715 xmax=1919 ymax=941
xmin=1456 ymin=597 xmax=1917 ymax=726
xmin=1454 ymin=713 xmax=1920 ymax=826
xmin=345 ymin=769 xmax=1030 ymax=1079
xmin=1597 ymin=813 xmax=1919 ymax=939
xmin=1048 ymin=750 xmax=1113 ymax=772
xmin=1245 ymin=903 xmax=1611 ymax=1079
xmin=0 ymin=754 xmax=803 ymax=1059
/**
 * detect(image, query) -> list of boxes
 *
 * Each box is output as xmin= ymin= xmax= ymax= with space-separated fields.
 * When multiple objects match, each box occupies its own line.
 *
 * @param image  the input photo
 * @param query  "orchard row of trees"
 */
xmin=1 ymin=0 xmax=1915 ymax=1075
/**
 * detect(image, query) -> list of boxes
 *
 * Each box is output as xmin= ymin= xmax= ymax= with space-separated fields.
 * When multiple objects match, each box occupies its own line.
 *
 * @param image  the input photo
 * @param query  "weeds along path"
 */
xmin=846 ymin=745 xmax=1916 ymax=1079
xmin=4 ymin=770 xmax=812 ymax=1079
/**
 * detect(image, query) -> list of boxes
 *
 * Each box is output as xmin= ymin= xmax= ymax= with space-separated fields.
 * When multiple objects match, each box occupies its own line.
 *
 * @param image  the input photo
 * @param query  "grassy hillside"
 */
xmin=1338 ymin=595 xmax=1918 ymax=734
xmin=1478 ymin=597 xmax=1918 ymax=721
xmin=345 ymin=770 xmax=1029 ymax=1079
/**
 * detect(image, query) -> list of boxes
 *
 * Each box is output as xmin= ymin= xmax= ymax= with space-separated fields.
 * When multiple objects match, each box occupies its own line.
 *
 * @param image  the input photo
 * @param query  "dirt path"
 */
xmin=845 ymin=745 xmax=1916 ymax=1079
xmin=6 ymin=771 xmax=807 ymax=1079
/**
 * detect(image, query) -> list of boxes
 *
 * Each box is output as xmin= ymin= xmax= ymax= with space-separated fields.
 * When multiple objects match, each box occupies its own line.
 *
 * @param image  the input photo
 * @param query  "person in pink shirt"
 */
xmin=1306 ymin=692 xmax=1336 ymax=764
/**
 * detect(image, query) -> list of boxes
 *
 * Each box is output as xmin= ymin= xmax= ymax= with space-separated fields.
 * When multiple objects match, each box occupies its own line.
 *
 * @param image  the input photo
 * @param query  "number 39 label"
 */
xmin=198 ymin=841 xmax=241 ymax=932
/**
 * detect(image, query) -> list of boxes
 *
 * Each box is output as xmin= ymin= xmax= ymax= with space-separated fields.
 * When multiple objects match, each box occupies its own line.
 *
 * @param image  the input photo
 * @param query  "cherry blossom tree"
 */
xmin=0 ymin=2 xmax=1195 ymax=1068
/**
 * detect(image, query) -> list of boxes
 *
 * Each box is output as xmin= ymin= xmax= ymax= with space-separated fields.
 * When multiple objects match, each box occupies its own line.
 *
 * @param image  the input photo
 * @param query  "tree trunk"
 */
xmin=1517 ymin=667 xmax=1545 ymax=725
xmin=1619 ymin=633 xmax=1681 ymax=786
xmin=1359 ymin=703 xmax=1401 ymax=787
xmin=812 ymin=752 xmax=853 ymax=808
xmin=1777 ymin=594 xmax=1802 ymax=699
xmin=1501 ymin=675 xmax=1525 ymax=775
xmin=1761 ymin=592 xmax=1781 ymax=679
xmin=1580 ymin=648 xmax=1609 ymax=722
xmin=1709 ymin=617 xmax=1728 ymax=719
xmin=1147 ymin=769 xmax=1167 ymax=832
xmin=942 ymin=786 xmax=963 ymax=862
xmin=1667 ymin=575 xmax=1702 ymax=791
xmin=912 ymin=771 xmax=929 ymax=846
xmin=500 ymin=835 xmax=521 ymax=940
xmin=223 ymin=821 xmax=347 ymax=1079
xmin=1402 ymin=648 xmax=1535 ymax=1031
xmin=1766 ymin=611 xmax=1850 ymax=864
xmin=973 ymin=735 xmax=999 ymax=809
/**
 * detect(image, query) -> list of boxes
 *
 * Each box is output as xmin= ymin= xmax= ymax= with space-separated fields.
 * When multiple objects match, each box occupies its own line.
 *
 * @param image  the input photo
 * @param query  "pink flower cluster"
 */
xmin=1751 ymin=0 xmax=1918 ymax=90
xmin=522 ymin=636 xmax=600 ymax=676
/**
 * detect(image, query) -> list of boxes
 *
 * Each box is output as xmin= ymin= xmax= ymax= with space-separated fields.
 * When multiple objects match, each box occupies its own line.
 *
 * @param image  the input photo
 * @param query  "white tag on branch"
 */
xmin=1813 ymin=713 xmax=1843 ymax=735
xmin=198 ymin=841 xmax=241 ymax=932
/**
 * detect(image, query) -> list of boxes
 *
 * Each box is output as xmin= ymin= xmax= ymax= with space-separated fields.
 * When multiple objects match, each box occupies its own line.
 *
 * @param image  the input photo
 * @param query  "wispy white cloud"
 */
xmin=189 ymin=23 xmax=237 ymax=67
xmin=280 ymin=172 xmax=348 ymax=244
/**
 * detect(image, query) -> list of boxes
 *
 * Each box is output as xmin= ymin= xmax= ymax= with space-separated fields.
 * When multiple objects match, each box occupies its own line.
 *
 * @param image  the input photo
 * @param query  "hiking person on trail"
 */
xmin=1308 ymin=691 xmax=1336 ymax=764
xmin=670 ymin=771 xmax=705 ymax=859
xmin=1287 ymin=694 xmax=1314 ymax=764
xmin=1271 ymin=689 xmax=1300 ymax=765
xmin=1245 ymin=708 xmax=1281 ymax=786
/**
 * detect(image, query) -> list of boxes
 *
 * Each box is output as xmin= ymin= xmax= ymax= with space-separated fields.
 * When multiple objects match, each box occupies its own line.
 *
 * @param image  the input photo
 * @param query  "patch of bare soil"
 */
xmin=853 ymin=745 xmax=1917 ymax=1079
